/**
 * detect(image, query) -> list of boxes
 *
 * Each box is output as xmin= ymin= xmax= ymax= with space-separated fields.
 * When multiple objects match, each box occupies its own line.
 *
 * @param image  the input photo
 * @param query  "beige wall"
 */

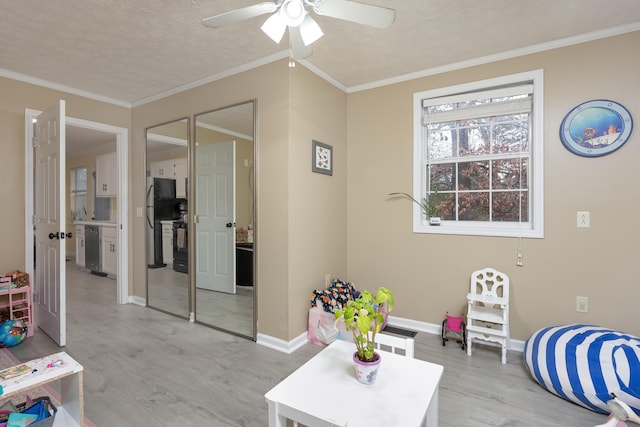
xmin=346 ymin=31 xmax=640 ymax=341
xmin=0 ymin=77 xmax=130 ymax=275
xmin=287 ymin=65 xmax=348 ymax=338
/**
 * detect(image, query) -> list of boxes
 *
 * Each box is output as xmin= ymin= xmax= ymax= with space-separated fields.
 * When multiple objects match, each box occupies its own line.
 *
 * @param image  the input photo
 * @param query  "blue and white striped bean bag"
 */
xmin=524 ymin=324 xmax=640 ymax=415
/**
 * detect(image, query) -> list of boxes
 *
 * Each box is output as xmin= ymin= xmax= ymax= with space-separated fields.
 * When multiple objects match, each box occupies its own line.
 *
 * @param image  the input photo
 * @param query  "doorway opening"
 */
xmin=24 ymin=108 xmax=129 ymax=306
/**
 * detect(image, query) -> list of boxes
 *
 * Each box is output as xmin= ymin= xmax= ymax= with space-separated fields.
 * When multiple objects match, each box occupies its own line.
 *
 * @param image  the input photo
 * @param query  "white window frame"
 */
xmin=412 ymin=70 xmax=544 ymax=238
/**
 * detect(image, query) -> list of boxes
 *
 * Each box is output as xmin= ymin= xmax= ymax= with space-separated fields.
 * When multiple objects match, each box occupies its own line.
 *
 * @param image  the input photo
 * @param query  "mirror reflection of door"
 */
xmin=145 ymin=118 xmax=190 ymax=319
xmin=194 ymin=101 xmax=255 ymax=339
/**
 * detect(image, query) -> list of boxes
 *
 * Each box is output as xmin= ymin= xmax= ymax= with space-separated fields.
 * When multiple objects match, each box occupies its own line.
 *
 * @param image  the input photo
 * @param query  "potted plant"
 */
xmin=388 ymin=190 xmax=444 ymax=225
xmin=334 ymin=287 xmax=394 ymax=384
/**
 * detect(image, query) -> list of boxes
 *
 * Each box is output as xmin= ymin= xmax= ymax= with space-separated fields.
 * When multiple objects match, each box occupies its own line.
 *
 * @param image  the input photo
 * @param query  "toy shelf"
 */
xmin=0 ymin=276 xmax=34 ymax=337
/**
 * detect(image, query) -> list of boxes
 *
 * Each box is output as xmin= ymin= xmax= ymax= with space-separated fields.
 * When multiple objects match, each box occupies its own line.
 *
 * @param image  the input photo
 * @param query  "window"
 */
xmin=412 ymin=70 xmax=543 ymax=237
xmin=70 ymin=167 xmax=87 ymax=221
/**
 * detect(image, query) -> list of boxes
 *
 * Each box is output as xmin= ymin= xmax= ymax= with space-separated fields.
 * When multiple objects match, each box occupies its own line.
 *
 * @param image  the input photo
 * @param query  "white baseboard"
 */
xmin=257 ymin=332 xmax=308 ymax=354
xmin=257 ymin=315 xmax=525 ymax=354
xmin=129 ymin=295 xmax=146 ymax=306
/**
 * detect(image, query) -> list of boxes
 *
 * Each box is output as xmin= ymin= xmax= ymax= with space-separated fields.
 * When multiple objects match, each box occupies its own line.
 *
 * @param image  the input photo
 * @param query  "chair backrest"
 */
xmin=469 ymin=268 xmax=509 ymax=302
xmin=277 ymin=401 xmax=348 ymax=427
xmin=373 ymin=332 xmax=415 ymax=358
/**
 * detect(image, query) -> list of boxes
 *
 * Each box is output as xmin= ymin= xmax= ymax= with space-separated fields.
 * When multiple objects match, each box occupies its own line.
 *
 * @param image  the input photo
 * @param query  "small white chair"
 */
xmin=373 ymin=332 xmax=415 ymax=358
xmin=466 ymin=268 xmax=510 ymax=363
xmin=276 ymin=401 xmax=348 ymax=427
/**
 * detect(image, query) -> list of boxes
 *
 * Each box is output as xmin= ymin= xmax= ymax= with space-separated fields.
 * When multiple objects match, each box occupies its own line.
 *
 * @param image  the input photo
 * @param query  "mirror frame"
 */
xmin=191 ymin=99 xmax=257 ymax=340
xmin=144 ymin=117 xmax=191 ymax=319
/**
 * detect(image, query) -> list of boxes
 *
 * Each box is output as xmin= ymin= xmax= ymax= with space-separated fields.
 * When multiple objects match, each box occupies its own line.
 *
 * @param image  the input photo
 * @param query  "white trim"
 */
xmin=3 ymin=69 xmax=130 ymax=107
xmin=24 ymin=108 xmax=130 ymax=305
xmin=257 ymin=315 xmax=525 ymax=354
xmin=131 ymin=51 xmax=291 ymax=107
xmin=411 ymin=69 xmax=544 ymax=239
xmin=257 ymin=332 xmax=309 ymax=354
xmin=348 ymin=22 xmax=640 ymax=93
xmin=128 ymin=295 xmax=146 ymax=306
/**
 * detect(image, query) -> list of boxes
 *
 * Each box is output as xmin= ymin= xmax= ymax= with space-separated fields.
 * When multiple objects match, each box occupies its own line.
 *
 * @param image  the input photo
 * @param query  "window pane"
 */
xmin=427 ymin=123 xmax=455 ymax=160
xmin=461 ymin=120 xmax=490 ymax=157
xmin=438 ymin=193 xmax=456 ymax=220
xmin=492 ymin=191 xmax=528 ymax=222
xmin=493 ymin=115 xmax=529 ymax=154
xmin=458 ymin=192 xmax=489 ymax=220
xmin=429 ymin=164 xmax=455 ymax=191
xmin=492 ymin=159 xmax=527 ymax=189
xmin=458 ymin=161 xmax=489 ymax=190
xmin=76 ymin=168 xmax=87 ymax=191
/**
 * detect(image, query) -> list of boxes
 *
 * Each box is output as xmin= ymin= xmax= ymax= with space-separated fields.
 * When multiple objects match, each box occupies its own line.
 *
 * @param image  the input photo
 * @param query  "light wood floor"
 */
xmin=9 ymin=267 xmax=610 ymax=426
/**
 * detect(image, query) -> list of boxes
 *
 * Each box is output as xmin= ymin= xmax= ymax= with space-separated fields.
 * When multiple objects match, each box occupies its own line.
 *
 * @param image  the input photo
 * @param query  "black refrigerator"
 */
xmin=147 ymin=177 xmax=178 ymax=268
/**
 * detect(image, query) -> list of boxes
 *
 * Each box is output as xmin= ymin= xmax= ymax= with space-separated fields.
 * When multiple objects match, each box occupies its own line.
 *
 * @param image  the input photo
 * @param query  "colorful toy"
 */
xmin=0 ymin=319 xmax=27 ymax=347
xmin=441 ymin=312 xmax=466 ymax=350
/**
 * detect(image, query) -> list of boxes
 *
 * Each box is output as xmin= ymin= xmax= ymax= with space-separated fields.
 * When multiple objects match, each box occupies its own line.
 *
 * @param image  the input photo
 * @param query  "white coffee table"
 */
xmin=265 ymin=339 xmax=444 ymax=427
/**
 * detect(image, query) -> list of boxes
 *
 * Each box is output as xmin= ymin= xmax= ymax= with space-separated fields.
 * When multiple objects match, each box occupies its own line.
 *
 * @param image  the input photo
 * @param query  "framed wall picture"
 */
xmin=312 ymin=140 xmax=333 ymax=175
xmin=560 ymin=99 xmax=633 ymax=157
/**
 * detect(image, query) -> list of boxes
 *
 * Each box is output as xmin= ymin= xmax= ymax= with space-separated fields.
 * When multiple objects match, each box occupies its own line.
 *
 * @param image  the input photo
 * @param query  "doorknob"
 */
xmin=48 ymin=232 xmax=73 ymax=240
xmin=226 ymin=222 xmax=236 ymax=228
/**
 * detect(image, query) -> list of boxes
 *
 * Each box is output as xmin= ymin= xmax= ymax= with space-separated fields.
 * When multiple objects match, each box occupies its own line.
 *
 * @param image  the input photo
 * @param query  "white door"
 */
xmin=34 ymin=100 xmax=66 ymax=346
xmin=195 ymin=141 xmax=236 ymax=294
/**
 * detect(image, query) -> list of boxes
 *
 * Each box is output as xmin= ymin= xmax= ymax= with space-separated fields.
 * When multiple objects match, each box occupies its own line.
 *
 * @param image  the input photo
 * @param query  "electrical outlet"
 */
xmin=325 ymin=274 xmax=332 ymax=288
xmin=576 ymin=296 xmax=589 ymax=313
xmin=577 ymin=211 xmax=590 ymax=228
xmin=516 ymin=247 xmax=523 ymax=267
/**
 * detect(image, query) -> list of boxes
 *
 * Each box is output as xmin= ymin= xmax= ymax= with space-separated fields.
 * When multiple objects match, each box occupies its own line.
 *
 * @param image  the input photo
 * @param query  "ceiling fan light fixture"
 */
xmin=280 ymin=0 xmax=306 ymax=27
xmin=261 ymin=12 xmax=287 ymax=43
xmin=299 ymin=15 xmax=323 ymax=46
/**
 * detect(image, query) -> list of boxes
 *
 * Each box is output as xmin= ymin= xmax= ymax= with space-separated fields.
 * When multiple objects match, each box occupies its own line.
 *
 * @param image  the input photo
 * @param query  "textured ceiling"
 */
xmin=2 ymin=0 xmax=640 ymax=108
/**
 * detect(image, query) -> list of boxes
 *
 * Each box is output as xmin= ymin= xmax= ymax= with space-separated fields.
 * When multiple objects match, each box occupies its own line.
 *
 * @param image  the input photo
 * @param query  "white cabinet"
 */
xmin=174 ymin=157 xmax=187 ymax=198
xmin=75 ymin=225 xmax=85 ymax=267
xmin=150 ymin=159 xmax=175 ymax=178
xmin=96 ymin=152 xmax=118 ymax=197
xmin=101 ymin=226 xmax=118 ymax=276
xmin=151 ymin=157 xmax=187 ymax=198
xmin=161 ymin=220 xmax=175 ymax=267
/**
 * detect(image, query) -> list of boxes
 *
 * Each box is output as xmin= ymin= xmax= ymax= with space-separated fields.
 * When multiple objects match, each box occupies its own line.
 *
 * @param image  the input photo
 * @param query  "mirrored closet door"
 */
xmin=194 ymin=101 xmax=256 ymax=339
xmin=146 ymin=118 xmax=190 ymax=318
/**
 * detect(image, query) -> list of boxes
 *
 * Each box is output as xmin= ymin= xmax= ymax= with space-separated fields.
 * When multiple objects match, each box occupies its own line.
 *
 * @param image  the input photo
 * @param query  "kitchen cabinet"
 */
xmin=101 ymin=226 xmax=118 ymax=276
xmin=174 ymin=157 xmax=187 ymax=198
xmin=150 ymin=157 xmax=187 ymax=198
xmin=75 ymin=225 xmax=85 ymax=267
xmin=161 ymin=220 xmax=175 ymax=267
xmin=150 ymin=159 xmax=175 ymax=178
xmin=96 ymin=152 xmax=118 ymax=197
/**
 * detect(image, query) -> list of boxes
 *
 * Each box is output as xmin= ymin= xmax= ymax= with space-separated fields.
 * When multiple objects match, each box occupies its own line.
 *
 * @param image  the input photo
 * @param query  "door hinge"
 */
xmin=32 ymin=135 xmax=37 ymax=148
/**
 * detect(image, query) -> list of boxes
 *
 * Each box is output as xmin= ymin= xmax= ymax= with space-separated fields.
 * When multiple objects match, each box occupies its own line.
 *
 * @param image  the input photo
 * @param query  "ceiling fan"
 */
xmin=202 ymin=0 xmax=396 ymax=60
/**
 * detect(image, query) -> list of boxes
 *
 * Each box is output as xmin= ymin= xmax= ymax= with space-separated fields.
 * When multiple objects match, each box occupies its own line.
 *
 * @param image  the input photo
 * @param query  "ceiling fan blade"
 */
xmin=313 ymin=0 xmax=396 ymax=28
xmin=202 ymin=2 xmax=279 ymax=28
xmin=289 ymin=26 xmax=313 ymax=59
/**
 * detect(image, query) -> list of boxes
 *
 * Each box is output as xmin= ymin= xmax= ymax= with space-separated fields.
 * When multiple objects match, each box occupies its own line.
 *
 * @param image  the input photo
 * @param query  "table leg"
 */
xmin=59 ymin=370 xmax=84 ymax=426
xmin=266 ymin=399 xmax=286 ymax=427
xmin=425 ymin=386 xmax=439 ymax=426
